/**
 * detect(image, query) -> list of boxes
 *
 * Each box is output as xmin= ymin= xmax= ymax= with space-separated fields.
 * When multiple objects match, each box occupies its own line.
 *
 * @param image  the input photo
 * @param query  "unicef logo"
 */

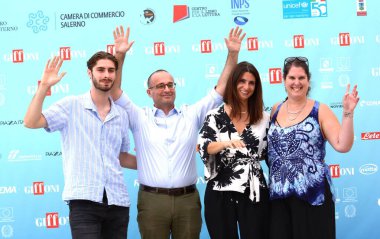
xmin=140 ymin=9 xmax=155 ymax=25
xmin=26 ymin=10 xmax=49 ymax=33
xmin=344 ymin=205 xmax=356 ymax=218
xmin=359 ymin=164 xmax=378 ymax=175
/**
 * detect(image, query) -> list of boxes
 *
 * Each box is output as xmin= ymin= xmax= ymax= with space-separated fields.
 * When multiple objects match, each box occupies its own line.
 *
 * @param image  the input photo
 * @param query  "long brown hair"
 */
xmin=223 ymin=61 xmax=263 ymax=125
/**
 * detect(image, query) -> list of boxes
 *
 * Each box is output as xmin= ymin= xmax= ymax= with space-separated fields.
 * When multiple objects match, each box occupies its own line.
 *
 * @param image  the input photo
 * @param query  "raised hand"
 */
xmin=225 ymin=26 xmax=246 ymax=53
xmin=40 ymin=56 xmax=66 ymax=87
xmin=113 ymin=25 xmax=134 ymax=54
xmin=343 ymin=84 xmax=360 ymax=113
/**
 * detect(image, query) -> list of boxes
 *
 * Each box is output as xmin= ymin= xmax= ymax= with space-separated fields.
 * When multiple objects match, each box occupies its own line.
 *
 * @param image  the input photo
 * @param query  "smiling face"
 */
xmin=88 ymin=59 xmax=116 ymax=92
xmin=146 ymin=71 xmax=176 ymax=111
xmin=284 ymin=66 xmax=310 ymax=99
xmin=236 ymin=72 xmax=256 ymax=103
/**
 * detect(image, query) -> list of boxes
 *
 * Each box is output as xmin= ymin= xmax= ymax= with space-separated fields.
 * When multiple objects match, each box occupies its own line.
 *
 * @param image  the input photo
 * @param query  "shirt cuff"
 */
xmin=114 ymin=92 xmax=130 ymax=108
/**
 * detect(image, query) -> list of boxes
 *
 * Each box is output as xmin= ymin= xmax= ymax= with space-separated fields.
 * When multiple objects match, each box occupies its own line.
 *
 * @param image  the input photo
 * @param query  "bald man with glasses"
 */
xmin=111 ymin=26 xmax=246 ymax=239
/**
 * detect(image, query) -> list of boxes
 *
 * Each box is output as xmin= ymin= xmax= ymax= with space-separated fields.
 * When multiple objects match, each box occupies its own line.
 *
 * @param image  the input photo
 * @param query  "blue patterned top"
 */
xmin=268 ymin=101 xmax=332 ymax=206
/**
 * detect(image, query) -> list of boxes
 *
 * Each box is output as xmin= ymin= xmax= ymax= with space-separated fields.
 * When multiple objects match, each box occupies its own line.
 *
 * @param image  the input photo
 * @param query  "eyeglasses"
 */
xmin=284 ymin=57 xmax=309 ymax=67
xmin=148 ymin=82 xmax=176 ymax=90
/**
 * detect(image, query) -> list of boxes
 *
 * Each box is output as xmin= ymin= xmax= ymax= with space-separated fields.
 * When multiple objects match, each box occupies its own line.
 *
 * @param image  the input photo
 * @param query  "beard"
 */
xmin=91 ymin=74 xmax=114 ymax=92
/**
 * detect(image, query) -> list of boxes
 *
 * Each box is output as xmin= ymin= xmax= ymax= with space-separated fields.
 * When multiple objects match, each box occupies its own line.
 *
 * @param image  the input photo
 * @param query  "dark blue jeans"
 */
xmin=69 ymin=200 xmax=130 ymax=239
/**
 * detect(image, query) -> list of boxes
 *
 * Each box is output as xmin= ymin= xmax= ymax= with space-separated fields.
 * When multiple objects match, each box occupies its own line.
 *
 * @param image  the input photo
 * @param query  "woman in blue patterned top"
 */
xmin=198 ymin=61 xmax=270 ymax=239
xmin=267 ymin=57 xmax=360 ymax=239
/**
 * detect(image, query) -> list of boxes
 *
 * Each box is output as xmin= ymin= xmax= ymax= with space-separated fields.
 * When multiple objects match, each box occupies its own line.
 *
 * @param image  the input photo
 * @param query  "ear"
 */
xmin=146 ymin=88 xmax=152 ymax=98
xmin=87 ymin=69 xmax=92 ymax=79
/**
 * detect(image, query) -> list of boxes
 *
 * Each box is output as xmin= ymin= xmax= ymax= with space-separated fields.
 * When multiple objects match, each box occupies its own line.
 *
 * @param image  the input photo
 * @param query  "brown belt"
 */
xmin=140 ymin=184 xmax=196 ymax=196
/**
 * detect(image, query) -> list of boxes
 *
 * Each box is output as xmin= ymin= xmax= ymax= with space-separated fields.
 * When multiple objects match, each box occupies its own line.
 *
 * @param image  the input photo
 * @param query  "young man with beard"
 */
xmin=24 ymin=52 xmax=136 ymax=239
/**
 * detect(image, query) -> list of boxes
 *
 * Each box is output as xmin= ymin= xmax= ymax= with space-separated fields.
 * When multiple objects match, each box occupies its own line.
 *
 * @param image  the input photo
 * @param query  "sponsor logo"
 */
xmin=59 ymin=11 xmax=125 ymax=29
xmin=293 ymin=34 xmax=304 ymax=48
xmin=344 ymin=204 xmax=356 ymax=218
xmin=361 ymin=132 xmax=380 ymax=140
xmin=338 ymin=74 xmax=350 ymax=87
xmin=360 ymin=100 xmax=380 ymax=107
xmin=12 ymin=49 xmax=23 ymax=63
xmin=106 ymin=44 xmax=115 ymax=55
xmin=27 ymin=10 xmax=49 ymax=33
xmin=1 ymin=224 xmax=13 ymax=238
xmin=319 ymin=58 xmax=334 ymax=72
xmin=283 ymin=0 xmax=328 ymax=19
xmin=0 ymin=20 xmax=18 ymax=32
xmin=0 ymin=208 xmax=14 ymax=222
xmin=154 ymin=42 xmax=165 ymax=56
xmin=35 ymin=213 xmax=69 ymax=228
xmin=45 ymin=151 xmax=62 ymax=157
xmin=27 ymin=82 xmax=69 ymax=95
xmin=24 ymin=182 xmax=60 ymax=195
xmin=233 ymin=16 xmax=248 ymax=25
xmin=329 ymin=102 xmax=343 ymax=108
xmin=342 ymin=187 xmax=358 ymax=202
xmin=269 ymin=68 xmax=282 ymax=84
xmin=0 ymin=186 xmax=17 ymax=195
xmin=173 ymin=5 xmax=189 ymax=22
xmin=46 ymin=213 xmax=59 ymax=228
xmin=329 ymin=164 xmax=355 ymax=178
xmin=247 ymin=37 xmax=258 ymax=51
xmin=205 ymin=64 xmax=220 ymax=79
xmin=7 ymin=150 xmax=42 ymax=162
xmin=284 ymin=36 xmax=320 ymax=48
xmin=339 ymin=33 xmax=350 ymax=46
xmin=0 ymin=120 xmax=23 ymax=126
xmin=357 ymin=0 xmax=367 ymax=16
xmin=200 ymin=40 xmax=212 ymax=53
xmin=173 ymin=5 xmax=220 ymax=23
xmin=140 ymin=8 xmax=155 ymax=25
xmin=359 ymin=164 xmax=378 ymax=175
xmin=60 ymin=47 xmax=71 ymax=60
xmin=372 ymin=67 xmax=380 ymax=77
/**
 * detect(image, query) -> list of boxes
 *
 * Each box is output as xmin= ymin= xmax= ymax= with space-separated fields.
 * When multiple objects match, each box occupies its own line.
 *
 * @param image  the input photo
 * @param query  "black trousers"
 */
xmin=270 ymin=184 xmax=335 ymax=239
xmin=204 ymin=182 xmax=270 ymax=239
xmin=69 ymin=192 xmax=130 ymax=239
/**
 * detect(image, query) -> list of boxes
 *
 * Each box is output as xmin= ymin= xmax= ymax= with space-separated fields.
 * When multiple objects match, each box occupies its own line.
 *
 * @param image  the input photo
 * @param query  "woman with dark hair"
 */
xmin=198 ymin=61 xmax=270 ymax=239
xmin=267 ymin=57 xmax=359 ymax=239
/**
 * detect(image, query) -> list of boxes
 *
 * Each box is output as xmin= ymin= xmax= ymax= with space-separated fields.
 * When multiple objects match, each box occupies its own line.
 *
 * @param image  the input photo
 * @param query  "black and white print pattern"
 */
xmin=198 ymin=105 xmax=269 ymax=202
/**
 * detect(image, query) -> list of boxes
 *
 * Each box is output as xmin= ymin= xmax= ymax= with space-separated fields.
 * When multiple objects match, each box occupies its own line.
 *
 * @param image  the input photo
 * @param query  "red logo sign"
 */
xmin=33 ymin=182 xmax=44 ymax=195
xmin=154 ymin=42 xmax=165 ymax=56
xmin=60 ymin=47 xmax=71 ymax=60
xmin=38 ymin=80 xmax=51 ymax=96
xmin=12 ymin=49 xmax=24 ymax=63
xmin=46 ymin=212 xmax=59 ymax=228
xmin=293 ymin=35 xmax=304 ymax=48
xmin=329 ymin=164 xmax=340 ymax=178
xmin=106 ymin=44 xmax=115 ymax=55
xmin=201 ymin=40 xmax=212 ymax=53
xmin=361 ymin=132 xmax=380 ymax=140
xmin=339 ymin=33 xmax=350 ymax=46
xmin=269 ymin=68 xmax=282 ymax=84
xmin=173 ymin=5 xmax=189 ymax=23
xmin=247 ymin=37 xmax=258 ymax=51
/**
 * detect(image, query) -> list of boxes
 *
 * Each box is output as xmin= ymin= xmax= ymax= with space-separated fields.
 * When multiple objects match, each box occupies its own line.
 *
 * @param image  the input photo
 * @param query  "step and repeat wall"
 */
xmin=0 ymin=0 xmax=379 ymax=238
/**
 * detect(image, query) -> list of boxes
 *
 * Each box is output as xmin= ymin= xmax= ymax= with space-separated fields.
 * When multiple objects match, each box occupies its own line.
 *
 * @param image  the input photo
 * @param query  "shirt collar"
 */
xmin=82 ymin=91 xmax=120 ymax=119
xmin=152 ymin=105 xmax=180 ymax=117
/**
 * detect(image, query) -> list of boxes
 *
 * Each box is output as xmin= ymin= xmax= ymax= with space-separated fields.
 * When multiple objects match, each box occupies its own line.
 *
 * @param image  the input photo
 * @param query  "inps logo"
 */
xmin=269 ymin=68 xmax=282 ymax=84
xmin=33 ymin=182 xmax=44 ymax=195
xmin=330 ymin=164 xmax=340 ymax=178
xmin=231 ymin=0 xmax=250 ymax=9
xmin=247 ymin=37 xmax=258 ymax=51
xmin=46 ymin=213 xmax=59 ymax=228
xmin=201 ymin=40 xmax=212 ymax=53
xmin=106 ymin=44 xmax=115 ymax=55
xmin=154 ymin=42 xmax=165 ymax=56
xmin=339 ymin=33 xmax=350 ymax=46
xmin=12 ymin=49 xmax=24 ymax=63
xmin=60 ymin=47 xmax=71 ymax=60
xmin=293 ymin=35 xmax=304 ymax=48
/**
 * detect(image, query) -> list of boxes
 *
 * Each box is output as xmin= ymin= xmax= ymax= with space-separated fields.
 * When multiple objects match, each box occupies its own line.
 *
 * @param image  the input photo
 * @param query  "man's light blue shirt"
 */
xmin=42 ymin=92 xmax=131 ymax=207
xmin=116 ymin=90 xmax=223 ymax=188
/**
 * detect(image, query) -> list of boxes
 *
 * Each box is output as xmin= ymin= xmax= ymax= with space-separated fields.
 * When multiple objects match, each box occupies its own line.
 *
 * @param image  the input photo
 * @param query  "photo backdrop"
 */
xmin=0 ymin=0 xmax=379 ymax=238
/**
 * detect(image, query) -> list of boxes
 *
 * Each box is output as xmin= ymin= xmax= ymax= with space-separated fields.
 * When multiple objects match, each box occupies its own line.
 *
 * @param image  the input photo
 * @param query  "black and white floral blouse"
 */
xmin=198 ymin=105 xmax=269 ymax=202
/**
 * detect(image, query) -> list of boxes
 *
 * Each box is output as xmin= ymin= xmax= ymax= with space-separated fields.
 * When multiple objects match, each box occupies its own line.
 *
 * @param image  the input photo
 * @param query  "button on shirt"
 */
xmin=116 ymin=90 xmax=223 ymax=188
xmin=42 ymin=92 xmax=131 ymax=207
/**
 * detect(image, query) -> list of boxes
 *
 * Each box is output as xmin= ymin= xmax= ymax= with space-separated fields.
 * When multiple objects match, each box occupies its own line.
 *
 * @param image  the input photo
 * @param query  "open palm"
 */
xmin=225 ymin=26 xmax=246 ymax=53
xmin=40 ymin=56 xmax=66 ymax=87
xmin=113 ymin=25 xmax=134 ymax=54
